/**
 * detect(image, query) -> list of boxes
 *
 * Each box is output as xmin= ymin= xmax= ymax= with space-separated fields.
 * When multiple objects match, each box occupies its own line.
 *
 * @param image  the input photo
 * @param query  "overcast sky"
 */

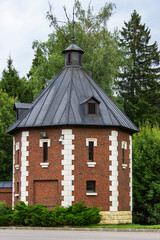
xmin=0 ymin=0 xmax=160 ymax=78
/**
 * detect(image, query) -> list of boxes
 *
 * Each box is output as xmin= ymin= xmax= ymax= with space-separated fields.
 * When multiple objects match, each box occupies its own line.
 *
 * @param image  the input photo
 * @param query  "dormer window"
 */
xmin=81 ymin=96 xmax=100 ymax=116
xmin=88 ymin=102 xmax=96 ymax=114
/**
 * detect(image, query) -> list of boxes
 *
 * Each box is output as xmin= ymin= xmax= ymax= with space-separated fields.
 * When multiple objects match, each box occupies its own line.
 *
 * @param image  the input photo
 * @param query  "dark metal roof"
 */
xmin=7 ymin=65 xmax=139 ymax=134
xmin=63 ymin=43 xmax=84 ymax=54
xmin=7 ymin=42 xmax=139 ymax=134
xmin=0 ymin=181 xmax=12 ymax=188
xmin=14 ymin=102 xmax=32 ymax=110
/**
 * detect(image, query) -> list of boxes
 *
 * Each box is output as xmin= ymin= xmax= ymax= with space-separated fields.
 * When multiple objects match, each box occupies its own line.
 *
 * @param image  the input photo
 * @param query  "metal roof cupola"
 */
xmin=62 ymin=10 xmax=84 ymax=67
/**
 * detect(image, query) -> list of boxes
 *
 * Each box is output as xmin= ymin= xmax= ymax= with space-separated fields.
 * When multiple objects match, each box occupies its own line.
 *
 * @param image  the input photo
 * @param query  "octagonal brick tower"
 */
xmin=7 ymin=40 xmax=139 ymax=224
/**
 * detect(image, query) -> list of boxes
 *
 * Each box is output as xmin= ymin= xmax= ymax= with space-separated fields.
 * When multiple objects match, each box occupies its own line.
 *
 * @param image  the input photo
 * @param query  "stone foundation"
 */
xmin=100 ymin=211 xmax=132 ymax=224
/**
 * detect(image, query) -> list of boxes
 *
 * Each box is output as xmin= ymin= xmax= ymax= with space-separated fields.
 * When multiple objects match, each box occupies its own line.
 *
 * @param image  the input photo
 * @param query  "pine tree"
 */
xmin=116 ymin=10 xmax=160 ymax=125
xmin=0 ymin=56 xmax=29 ymax=102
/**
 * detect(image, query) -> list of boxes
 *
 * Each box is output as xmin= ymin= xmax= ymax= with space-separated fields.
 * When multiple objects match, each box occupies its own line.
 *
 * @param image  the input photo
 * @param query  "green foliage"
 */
xmin=0 ymin=215 xmax=12 ymax=226
xmin=133 ymin=122 xmax=160 ymax=224
xmin=1 ymin=201 xmax=101 ymax=227
xmin=0 ymin=202 xmax=13 ymax=226
xmin=0 ymin=201 xmax=8 ymax=215
xmin=116 ymin=10 xmax=160 ymax=125
xmin=0 ymin=90 xmax=16 ymax=181
xmin=27 ymin=0 xmax=123 ymax=99
xmin=12 ymin=201 xmax=47 ymax=226
xmin=0 ymin=57 xmax=30 ymax=103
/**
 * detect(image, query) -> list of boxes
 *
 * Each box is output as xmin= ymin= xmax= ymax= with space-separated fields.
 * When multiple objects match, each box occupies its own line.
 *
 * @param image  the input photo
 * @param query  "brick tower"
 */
xmin=7 ymin=39 xmax=139 ymax=224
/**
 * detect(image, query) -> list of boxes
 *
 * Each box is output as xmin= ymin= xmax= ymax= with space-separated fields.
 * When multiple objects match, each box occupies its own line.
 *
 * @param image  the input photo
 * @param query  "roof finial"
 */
xmin=72 ymin=7 xmax=75 ymax=44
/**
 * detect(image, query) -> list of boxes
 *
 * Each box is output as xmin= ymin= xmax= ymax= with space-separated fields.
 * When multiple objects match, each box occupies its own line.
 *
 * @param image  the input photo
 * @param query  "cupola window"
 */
xmin=68 ymin=53 xmax=71 ymax=65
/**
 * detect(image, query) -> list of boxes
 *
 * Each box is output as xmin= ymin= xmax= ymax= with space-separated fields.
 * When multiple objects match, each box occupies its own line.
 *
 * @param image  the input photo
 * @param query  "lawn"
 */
xmin=84 ymin=224 xmax=160 ymax=229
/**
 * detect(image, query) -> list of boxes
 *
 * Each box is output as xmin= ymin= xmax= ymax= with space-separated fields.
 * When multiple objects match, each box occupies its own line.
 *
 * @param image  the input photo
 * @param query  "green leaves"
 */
xmin=133 ymin=123 xmax=160 ymax=224
xmin=0 ymin=90 xmax=17 ymax=181
xmin=1 ymin=201 xmax=101 ymax=227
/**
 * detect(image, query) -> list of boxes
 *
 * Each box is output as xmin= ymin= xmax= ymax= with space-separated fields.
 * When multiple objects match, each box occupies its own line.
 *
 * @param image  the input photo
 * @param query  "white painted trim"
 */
xmin=40 ymin=162 xmax=49 ymax=168
xmin=39 ymin=139 xmax=50 ymax=147
xmin=14 ymin=193 xmax=19 ymax=197
xmin=15 ymin=164 xmax=19 ymax=170
xmin=86 ymin=138 xmax=97 ymax=147
xmin=129 ymin=135 xmax=133 ymax=211
xmin=15 ymin=142 xmax=20 ymax=151
xmin=20 ymin=131 xmax=29 ymax=205
xmin=121 ymin=141 xmax=127 ymax=150
xmin=122 ymin=164 xmax=127 ymax=169
xmin=109 ymin=131 xmax=119 ymax=211
xmin=86 ymin=192 xmax=97 ymax=196
xmin=12 ymin=137 xmax=15 ymax=208
xmin=61 ymin=129 xmax=74 ymax=207
xmin=87 ymin=162 xmax=96 ymax=167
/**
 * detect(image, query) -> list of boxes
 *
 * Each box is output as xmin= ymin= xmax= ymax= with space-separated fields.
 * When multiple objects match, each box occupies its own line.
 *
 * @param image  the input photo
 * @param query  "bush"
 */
xmin=0 ymin=202 xmax=8 ymax=215
xmin=0 ymin=215 xmax=12 ymax=226
xmin=9 ymin=201 xmax=101 ymax=227
xmin=12 ymin=201 xmax=47 ymax=226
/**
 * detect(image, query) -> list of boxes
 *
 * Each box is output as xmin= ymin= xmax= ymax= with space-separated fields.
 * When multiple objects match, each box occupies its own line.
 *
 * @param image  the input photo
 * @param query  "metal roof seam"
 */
xmin=76 ymin=68 xmax=87 ymax=99
xmin=49 ymin=70 xmax=72 ymax=125
xmin=67 ymin=68 xmax=73 ymax=124
xmin=72 ymin=69 xmax=85 ymax=124
xmin=43 ymin=68 xmax=69 ymax=125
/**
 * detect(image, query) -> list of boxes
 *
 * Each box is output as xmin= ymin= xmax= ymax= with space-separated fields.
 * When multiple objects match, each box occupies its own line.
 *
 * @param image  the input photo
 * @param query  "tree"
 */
xmin=27 ymin=0 xmax=123 ymax=99
xmin=116 ymin=10 xmax=160 ymax=125
xmin=0 ymin=56 xmax=30 ymax=103
xmin=0 ymin=90 xmax=16 ymax=181
xmin=133 ymin=122 xmax=160 ymax=225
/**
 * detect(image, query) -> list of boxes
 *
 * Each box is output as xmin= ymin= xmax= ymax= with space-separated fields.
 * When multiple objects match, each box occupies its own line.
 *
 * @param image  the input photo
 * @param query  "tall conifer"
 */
xmin=116 ymin=10 xmax=160 ymax=124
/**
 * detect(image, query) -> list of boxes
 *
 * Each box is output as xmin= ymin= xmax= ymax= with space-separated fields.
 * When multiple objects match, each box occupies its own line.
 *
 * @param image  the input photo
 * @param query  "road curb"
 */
xmin=0 ymin=227 xmax=160 ymax=232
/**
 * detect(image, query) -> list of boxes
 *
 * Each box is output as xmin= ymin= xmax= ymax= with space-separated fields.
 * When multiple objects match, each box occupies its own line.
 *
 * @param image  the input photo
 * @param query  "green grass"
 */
xmin=81 ymin=224 xmax=160 ymax=229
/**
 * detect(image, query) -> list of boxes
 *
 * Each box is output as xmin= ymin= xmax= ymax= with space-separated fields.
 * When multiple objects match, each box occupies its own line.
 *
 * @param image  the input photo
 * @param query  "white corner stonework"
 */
xmin=61 ymin=129 xmax=75 ymax=207
xmin=12 ymin=137 xmax=15 ymax=208
xmin=20 ymin=131 xmax=29 ymax=205
xmin=129 ymin=135 xmax=132 ymax=211
xmin=109 ymin=131 xmax=119 ymax=211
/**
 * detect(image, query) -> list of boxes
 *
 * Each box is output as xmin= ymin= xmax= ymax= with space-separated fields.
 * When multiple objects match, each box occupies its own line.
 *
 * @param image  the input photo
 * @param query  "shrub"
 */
xmin=9 ymin=201 xmax=101 ymax=227
xmin=12 ymin=201 xmax=47 ymax=226
xmin=0 ymin=215 xmax=12 ymax=226
xmin=0 ymin=202 xmax=7 ymax=215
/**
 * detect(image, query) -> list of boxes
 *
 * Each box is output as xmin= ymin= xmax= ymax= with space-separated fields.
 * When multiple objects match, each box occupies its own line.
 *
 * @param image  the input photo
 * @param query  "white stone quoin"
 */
xmin=109 ymin=131 xmax=119 ymax=211
xmin=20 ymin=131 xmax=29 ymax=205
xmin=61 ymin=129 xmax=75 ymax=207
xmin=129 ymin=135 xmax=132 ymax=211
xmin=12 ymin=137 xmax=15 ymax=208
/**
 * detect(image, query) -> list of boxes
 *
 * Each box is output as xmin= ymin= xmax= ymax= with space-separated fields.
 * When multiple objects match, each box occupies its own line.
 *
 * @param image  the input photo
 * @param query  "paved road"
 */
xmin=0 ymin=230 xmax=160 ymax=240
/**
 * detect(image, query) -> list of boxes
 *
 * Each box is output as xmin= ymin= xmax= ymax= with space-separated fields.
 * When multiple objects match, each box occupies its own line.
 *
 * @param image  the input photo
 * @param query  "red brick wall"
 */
xmin=13 ymin=126 xmax=132 ymax=211
xmin=117 ymin=130 xmax=130 ymax=211
xmin=0 ymin=188 xmax=12 ymax=206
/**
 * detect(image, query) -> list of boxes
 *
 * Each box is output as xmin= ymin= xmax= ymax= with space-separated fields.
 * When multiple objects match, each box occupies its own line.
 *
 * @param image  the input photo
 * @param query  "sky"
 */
xmin=0 ymin=0 xmax=160 ymax=78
